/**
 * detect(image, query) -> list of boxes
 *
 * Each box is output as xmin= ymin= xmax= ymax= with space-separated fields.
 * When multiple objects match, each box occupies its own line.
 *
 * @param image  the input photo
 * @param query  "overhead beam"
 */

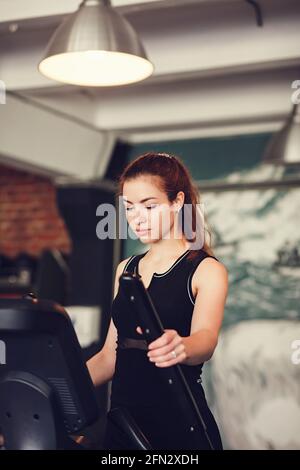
xmin=91 ymin=67 xmax=299 ymax=134
xmin=21 ymin=67 xmax=299 ymax=143
xmin=0 ymin=93 xmax=115 ymax=180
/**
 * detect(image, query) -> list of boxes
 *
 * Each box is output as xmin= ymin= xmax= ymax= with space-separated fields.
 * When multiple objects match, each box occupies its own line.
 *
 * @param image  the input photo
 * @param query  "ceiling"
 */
xmin=0 ymin=0 xmax=299 ymax=179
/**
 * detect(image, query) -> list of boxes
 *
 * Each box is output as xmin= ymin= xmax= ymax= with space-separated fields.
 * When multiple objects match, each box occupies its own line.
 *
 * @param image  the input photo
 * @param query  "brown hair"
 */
xmin=117 ymin=152 xmax=215 ymax=261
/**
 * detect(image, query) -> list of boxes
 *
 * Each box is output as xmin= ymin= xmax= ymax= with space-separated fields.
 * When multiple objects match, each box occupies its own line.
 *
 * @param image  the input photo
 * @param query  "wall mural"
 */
xmin=203 ymin=164 xmax=300 ymax=450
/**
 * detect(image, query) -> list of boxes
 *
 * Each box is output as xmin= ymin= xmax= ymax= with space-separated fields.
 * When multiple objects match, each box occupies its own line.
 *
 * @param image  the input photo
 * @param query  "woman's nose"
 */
xmin=135 ymin=207 xmax=148 ymax=223
xmin=136 ymin=215 xmax=147 ymax=225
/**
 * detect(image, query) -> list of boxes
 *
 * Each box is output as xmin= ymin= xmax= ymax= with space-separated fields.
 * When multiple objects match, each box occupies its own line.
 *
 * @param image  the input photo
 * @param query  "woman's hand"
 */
xmin=136 ymin=326 xmax=187 ymax=367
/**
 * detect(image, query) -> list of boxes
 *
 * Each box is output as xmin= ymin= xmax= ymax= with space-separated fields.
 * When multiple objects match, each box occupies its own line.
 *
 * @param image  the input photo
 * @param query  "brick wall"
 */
xmin=0 ymin=164 xmax=72 ymax=259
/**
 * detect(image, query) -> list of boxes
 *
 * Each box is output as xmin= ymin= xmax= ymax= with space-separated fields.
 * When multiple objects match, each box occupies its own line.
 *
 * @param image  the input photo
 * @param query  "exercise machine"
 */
xmin=0 ymin=295 xmax=154 ymax=450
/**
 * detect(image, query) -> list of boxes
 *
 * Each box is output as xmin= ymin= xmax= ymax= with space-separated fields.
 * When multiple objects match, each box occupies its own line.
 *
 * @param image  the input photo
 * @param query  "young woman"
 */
xmin=87 ymin=152 xmax=228 ymax=450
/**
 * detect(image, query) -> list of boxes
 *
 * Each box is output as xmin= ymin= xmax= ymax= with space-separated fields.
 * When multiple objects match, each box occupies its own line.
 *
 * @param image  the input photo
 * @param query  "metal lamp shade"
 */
xmin=263 ymin=104 xmax=300 ymax=167
xmin=38 ymin=0 xmax=154 ymax=86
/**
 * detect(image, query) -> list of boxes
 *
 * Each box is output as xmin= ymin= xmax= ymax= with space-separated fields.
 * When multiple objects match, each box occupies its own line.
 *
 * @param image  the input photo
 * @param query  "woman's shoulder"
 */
xmin=191 ymin=251 xmax=228 ymax=288
xmin=117 ymin=256 xmax=133 ymax=274
xmin=117 ymin=252 xmax=141 ymax=275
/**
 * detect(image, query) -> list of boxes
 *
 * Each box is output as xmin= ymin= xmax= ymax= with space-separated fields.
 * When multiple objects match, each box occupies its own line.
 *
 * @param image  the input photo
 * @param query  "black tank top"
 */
xmin=110 ymin=248 xmax=219 ymax=407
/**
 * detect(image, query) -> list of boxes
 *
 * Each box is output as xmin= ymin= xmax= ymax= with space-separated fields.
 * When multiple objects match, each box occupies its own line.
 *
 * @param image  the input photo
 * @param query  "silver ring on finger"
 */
xmin=171 ymin=349 xmax=177 ymax=359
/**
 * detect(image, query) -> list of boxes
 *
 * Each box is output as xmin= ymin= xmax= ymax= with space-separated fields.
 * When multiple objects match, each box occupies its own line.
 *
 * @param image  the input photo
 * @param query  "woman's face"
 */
xmin=122 ymin=176 xmax=180 ymax=243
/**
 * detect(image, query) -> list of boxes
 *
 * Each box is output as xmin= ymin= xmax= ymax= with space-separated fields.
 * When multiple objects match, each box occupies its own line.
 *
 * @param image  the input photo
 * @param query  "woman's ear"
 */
xmin=176 ymin=191 xmax=185 ymax=211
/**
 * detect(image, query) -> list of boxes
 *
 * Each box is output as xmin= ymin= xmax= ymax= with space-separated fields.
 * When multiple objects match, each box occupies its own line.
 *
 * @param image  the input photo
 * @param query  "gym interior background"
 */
xmin=0 ymin=0 xmax=300 ymax=450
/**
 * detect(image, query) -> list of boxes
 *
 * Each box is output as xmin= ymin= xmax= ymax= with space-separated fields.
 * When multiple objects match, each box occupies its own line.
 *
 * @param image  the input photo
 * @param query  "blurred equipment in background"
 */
xmin=0 ymin=250 xmax=70 ymax=305
xmin=0 ymin=253 xmax=37 ymax=298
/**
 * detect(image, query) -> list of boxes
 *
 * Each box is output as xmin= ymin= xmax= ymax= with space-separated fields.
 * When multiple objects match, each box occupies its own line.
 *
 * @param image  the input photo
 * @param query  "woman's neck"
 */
xmin=147 ymin=239 xmax=190 ymax=262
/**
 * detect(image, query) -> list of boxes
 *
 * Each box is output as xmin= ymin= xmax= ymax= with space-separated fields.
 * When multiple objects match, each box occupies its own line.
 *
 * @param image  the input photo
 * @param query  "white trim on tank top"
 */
xmin=133 ymin=248 xmax=190 ymax=278
xmin=123 ymin=250 xmax=200 ymax=305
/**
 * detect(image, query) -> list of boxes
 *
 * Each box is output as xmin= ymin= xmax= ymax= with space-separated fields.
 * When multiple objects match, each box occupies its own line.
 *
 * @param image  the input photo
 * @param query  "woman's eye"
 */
xmin=125 ymin=204 xmax=157 ymax=212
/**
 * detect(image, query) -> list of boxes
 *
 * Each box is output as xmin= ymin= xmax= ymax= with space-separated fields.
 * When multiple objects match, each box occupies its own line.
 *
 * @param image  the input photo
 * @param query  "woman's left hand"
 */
xmin=136 ymin=326 xmax=187 ymax=367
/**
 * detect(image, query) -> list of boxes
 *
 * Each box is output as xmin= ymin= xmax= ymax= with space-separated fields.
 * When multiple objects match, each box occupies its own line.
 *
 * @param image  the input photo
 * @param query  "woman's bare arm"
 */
xmin=182 ymin=258 xmax=228 ymax=365
xmin=145 ymin=258 xmax=228 ymax=368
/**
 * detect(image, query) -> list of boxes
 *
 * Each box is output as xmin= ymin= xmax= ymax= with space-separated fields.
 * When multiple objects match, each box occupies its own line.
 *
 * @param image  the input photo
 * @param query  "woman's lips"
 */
xmin=136 ymin=229 xmax=150 ymax=235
